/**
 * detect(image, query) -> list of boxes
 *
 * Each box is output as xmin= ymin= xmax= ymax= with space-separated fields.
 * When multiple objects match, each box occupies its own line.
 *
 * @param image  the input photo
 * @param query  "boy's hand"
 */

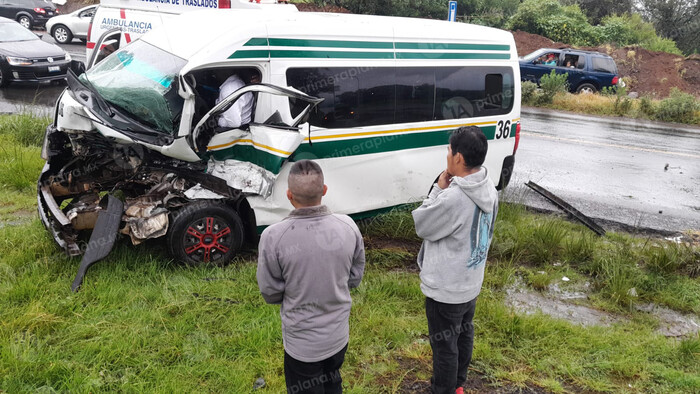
xmin=437 ymin=171 xmax=452 ymax=189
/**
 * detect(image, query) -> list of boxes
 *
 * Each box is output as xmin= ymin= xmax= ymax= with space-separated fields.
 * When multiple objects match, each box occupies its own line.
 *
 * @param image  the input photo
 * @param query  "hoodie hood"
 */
xmin=450 ymin=167 xmax=498 ymax=213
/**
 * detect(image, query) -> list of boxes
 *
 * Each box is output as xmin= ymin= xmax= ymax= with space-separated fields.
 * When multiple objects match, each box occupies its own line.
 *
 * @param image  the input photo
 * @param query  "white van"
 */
xmin=39 ymin=10 xmax=521 ymax=289
xmin=85 ymin=0 xmax=294 ymax=68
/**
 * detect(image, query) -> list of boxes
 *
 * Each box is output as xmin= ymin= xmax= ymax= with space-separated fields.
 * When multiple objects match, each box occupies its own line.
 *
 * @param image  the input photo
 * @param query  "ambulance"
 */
xmin=39 ymin=9 xmax=521 ymax=289
xmin=85 ymin=0 xmax=294 ymax=68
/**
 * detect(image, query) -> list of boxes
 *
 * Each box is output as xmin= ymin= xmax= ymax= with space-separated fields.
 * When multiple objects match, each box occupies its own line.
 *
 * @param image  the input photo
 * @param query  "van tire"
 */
xmin=52 ymin=25 xmax=73 ymax=44
xmin=167 ymin=200 xmax=245 ymax=265
xmin=576 ymin=83 xmax=597 ymax=94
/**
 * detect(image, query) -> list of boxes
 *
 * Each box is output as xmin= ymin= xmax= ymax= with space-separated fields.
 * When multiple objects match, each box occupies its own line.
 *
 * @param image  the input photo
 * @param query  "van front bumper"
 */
xmin=38 ymin=162 xmax=82 ymax=256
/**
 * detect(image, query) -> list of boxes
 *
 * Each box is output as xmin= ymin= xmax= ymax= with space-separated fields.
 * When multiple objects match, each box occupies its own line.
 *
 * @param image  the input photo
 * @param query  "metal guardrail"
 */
xmin=525 ymin=181 xmax=606 ymax=236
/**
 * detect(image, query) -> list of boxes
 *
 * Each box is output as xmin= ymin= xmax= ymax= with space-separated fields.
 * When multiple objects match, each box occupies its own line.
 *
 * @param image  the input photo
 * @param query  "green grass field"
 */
xmin=1 ymin=113 xmax=699 ymax=393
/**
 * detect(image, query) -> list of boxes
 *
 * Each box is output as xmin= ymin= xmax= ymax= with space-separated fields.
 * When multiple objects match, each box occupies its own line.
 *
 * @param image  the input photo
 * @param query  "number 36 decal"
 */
xmin=496 ymin=120 xmax=511 ymax=139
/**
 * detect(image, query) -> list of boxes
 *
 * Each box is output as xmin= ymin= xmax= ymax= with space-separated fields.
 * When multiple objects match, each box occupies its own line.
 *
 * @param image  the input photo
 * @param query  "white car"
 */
xmin=45 ymin=5 xmax=95 ymax=44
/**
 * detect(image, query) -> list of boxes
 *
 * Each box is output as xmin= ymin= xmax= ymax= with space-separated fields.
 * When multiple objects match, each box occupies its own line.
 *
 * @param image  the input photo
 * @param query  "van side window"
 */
xmin=287 ymin=66 xmax=513 ymax=128
xmin=435 ymin=67 xmax=513 ymax=120
xmin=287 ymin=67 xmax=396 ymax=128
xmin=395 ymin=68 xmax=435 ymax=123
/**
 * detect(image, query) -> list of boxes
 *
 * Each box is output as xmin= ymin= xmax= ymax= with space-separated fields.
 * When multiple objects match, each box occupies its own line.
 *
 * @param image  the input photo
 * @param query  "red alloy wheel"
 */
xmin=183 ymin=216 xmax=233 ymax=263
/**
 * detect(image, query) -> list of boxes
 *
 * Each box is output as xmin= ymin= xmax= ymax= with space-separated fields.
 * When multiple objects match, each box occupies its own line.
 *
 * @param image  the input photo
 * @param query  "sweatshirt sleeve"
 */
xmin=256 ymin=230 xmax=285 ymax=304
xmin=348 ymin=224 xmax=366 ymax=289
xmin=412 ymin=186 xmax=459 ymax=242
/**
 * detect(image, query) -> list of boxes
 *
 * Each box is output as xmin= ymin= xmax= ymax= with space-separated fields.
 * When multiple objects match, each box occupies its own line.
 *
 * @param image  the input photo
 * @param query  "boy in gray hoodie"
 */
xmin=257 ymin=160 xmax=365 ymax=394
xmin=412 ymin=126 xmax=498 ymax=394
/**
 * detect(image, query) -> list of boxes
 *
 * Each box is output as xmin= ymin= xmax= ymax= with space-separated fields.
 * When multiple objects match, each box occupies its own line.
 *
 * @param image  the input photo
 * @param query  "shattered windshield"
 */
xmin=79 ymin=40 xmax=185 ymax=135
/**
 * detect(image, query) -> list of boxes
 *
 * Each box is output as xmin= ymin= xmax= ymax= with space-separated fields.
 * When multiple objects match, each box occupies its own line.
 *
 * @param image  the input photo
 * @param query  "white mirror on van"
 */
xmin=298 ymin=122 xmax=310 ymax=136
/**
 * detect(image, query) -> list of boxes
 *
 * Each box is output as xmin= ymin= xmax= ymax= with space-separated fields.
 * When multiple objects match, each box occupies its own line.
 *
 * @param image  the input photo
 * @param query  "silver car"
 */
xmin=45 ymin=5 xmax=95 ymax=44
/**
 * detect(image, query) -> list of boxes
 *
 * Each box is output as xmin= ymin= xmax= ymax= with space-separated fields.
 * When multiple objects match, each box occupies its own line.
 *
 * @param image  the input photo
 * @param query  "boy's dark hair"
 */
xmin=288 ymin=160 xmax=324 ymax=205
xmin=449 ymin=126 xmax=488 ymax=169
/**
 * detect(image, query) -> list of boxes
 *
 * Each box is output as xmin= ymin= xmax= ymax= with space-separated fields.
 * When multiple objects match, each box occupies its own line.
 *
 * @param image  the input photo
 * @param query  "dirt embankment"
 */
xmin=512 ymin=30 xmax=700 ymax=98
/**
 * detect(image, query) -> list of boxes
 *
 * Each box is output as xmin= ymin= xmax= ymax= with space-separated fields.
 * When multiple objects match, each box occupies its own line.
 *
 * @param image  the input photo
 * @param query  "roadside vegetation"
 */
xmin=1 ymin=113 xmax=699 ymax=392
xmin=304 ymin=0 xmax=697 ymax=56
xmin=523 ymin=71 xmax=700 ymax=125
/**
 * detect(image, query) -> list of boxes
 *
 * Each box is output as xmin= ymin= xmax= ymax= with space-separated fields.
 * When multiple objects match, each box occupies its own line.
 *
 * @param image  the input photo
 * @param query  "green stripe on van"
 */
xmin=267 ymin=38 xmax=394 ymax=49
xmin=229 ymin=50 xmax=270 ymax=59
xmin=396 ymin=52 xmax=510 ymax=60
xmin=243 ymin=37 xmax=269 ymax=46
xmin=242 ymin=38 xmax=510 ymax=52
xmin=229 ymin=50 xmax=509 ymax=60
xmin=208 ymin=125 xmax=501 ymax=173
xmin=209 ymin=145 xmax=287 ymax=174
xmin=290 ymin=125 xmax=497 ymax=161
xmin=395 ymin=42 xmax=510 ymax=51
xmin=269 ymin=50 xmax=394 ymax=59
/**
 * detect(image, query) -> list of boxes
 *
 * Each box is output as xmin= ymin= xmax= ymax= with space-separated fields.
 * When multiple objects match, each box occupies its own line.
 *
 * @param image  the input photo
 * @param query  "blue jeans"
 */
xmin=425 ymin=296 xmax=477 ymax=394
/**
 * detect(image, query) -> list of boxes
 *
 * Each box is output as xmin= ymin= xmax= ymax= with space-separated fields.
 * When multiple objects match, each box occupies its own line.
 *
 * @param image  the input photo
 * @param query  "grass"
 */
xmin=541 ymin=92 xmax=700 ymax=126
xmin=1 ymin=113 xmax=699 ymax=392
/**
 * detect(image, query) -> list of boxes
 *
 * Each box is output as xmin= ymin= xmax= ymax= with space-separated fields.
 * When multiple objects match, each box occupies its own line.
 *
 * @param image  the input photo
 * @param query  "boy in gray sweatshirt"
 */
xmin=257 ymin=160 xmax=365 ymax=394
xmin=412 ymin=126 xmax=499 ymax=394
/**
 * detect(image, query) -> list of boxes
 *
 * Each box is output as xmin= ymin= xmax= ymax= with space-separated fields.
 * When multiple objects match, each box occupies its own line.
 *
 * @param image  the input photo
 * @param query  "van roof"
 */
xmin=142 ymin=10 xmax=516 ymax=71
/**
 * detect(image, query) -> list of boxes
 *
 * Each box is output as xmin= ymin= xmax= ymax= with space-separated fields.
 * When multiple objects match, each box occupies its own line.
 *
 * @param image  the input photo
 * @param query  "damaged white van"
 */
xmin=38 ymin=9 xmax=521 ymax=290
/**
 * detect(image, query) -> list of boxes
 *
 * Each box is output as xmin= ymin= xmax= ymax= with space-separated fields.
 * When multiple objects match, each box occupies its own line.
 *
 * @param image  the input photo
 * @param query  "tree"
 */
xmin=561 ymin=0 xmax=634 ymax=24
xmin=637 ymin=0 xmax=700 ymax=54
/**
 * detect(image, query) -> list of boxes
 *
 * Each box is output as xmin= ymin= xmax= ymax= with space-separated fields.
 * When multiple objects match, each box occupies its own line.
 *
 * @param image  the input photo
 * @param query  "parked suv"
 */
xmin=0 ymin=0 xmax=57 ymax=29
xmin=519 ymin=48 xmax=621 ymax=93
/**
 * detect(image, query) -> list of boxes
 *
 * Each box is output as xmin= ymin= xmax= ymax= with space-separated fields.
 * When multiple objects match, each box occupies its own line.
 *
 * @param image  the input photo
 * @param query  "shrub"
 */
xmin=599 ymin=14 xmax=657 ymax=47
xmin=608 ymin=86 xmax=632 ymax=115
xmin=521 ymin=81 xmax=538 ymax=105
xmin=507 ymin=0 xmax=600 ymax=46
xmin=643 ymin=37 xmax=683 ymax=56
xmin=538 ymin=69 xmax=568 ymax=104
xmin=656 ymin=88 xmax=700 ymax=123
xmin=507 ymin=1 xmax=682 ymax=55
xmin=638 ymin=96 xmax=656 ymax=117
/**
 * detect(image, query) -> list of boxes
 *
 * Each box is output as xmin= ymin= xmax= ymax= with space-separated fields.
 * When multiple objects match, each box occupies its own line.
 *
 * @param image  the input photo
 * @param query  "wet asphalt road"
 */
xmin=510 ymin=108 xmax=700 ymax=234
xmin=0 ymin=29 xmax=86 ymax=115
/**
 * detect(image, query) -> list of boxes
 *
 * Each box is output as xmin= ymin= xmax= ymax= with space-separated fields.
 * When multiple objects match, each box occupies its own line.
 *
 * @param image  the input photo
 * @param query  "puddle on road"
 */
xmin=505 ymin=279 xmax=700 ymax=337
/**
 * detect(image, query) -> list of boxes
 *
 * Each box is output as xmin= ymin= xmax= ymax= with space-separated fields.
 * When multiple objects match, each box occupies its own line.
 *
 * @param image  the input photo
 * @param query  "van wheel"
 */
xmin=17 ymin=15 xmax=31 ymax=29
xmin=167 ymin=201 xmax=245 ymax=265
xmin=576 ymin=83 xmax=597 ymax=94
xmin=52 ymin=25 xmax=73 ymax=44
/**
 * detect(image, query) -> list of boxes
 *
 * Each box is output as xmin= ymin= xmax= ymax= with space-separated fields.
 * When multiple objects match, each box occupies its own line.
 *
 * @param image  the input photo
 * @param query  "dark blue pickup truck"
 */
xmin=519 ymin=48 xmax=622 ymax=94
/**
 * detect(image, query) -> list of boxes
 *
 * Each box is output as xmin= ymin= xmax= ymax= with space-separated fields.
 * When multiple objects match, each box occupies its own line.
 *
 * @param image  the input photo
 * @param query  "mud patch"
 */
xmin=506 ymin=281 xmax=700 ymax=338
xmin=635 ymin=303 xmax=700 ymax=338
xmin=0 ymin=210 xmax=34 ymax=228
xmin=505 ymin=284 xmax=622 ymax=327
xmin=365 ymin=237 xmax=421 ymax=271
xmin=396 ymin=359 xmax=550 ymax=393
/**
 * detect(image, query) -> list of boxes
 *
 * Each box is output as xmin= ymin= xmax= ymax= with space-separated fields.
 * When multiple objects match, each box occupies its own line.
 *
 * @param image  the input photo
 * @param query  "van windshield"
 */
xmin=79 ymin=40 xmax=185 ymax=135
